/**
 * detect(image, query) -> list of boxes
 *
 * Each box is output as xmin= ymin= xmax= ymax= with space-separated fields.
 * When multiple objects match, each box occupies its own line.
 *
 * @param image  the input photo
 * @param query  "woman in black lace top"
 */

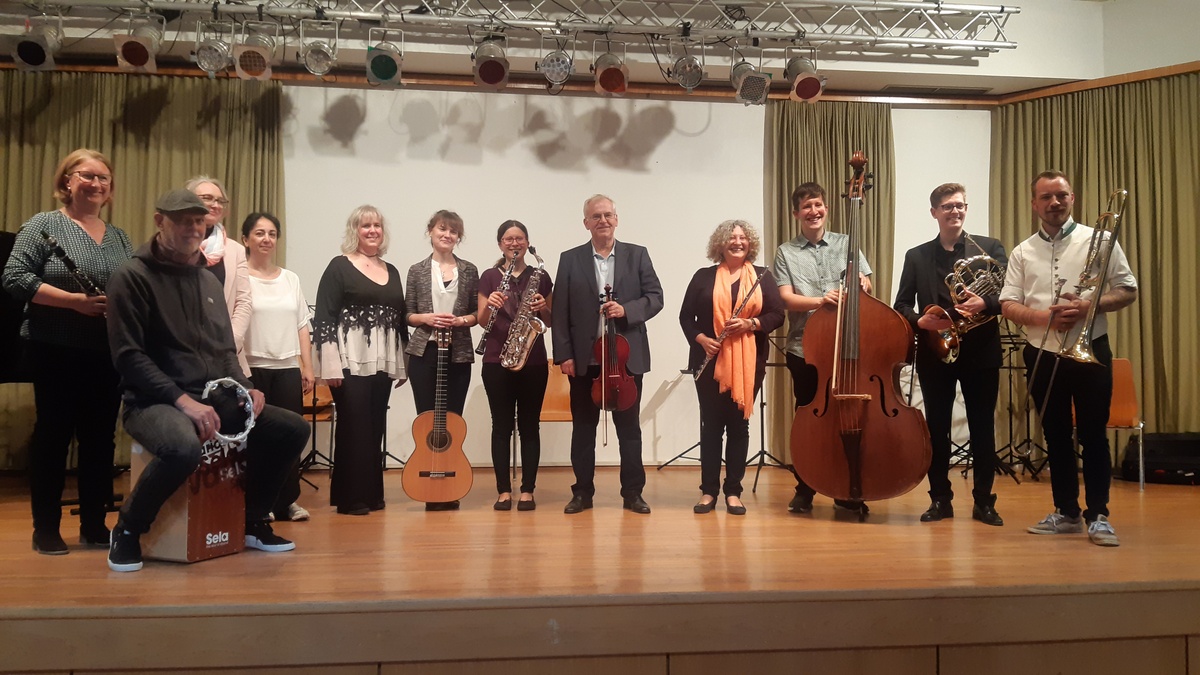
xmin=313 ymin=205 xmax=408 ymax=516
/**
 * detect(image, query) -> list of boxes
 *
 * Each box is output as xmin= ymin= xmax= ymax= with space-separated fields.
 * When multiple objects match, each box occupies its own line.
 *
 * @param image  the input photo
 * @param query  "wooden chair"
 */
xmin=299 ymin=384 xmax=336 ymax=484
xmin=510 ymin=360 xmax=572 ymax=477
xmin=1108 ymin=358 xmax=1145 ymax=491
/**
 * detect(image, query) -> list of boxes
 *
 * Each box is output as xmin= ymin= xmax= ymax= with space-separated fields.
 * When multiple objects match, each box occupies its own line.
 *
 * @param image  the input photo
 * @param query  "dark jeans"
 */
xmin=917 ymin=361 xmax=999 ymax=504
xmin=695 ymin=373 xmax=762 ymax=498
xmin=785 ymin=353 xmax=818 ymax=499
xmin=481 ymin=362 xmax=548 ymax=494
xmin=568 ymin=366 xmax=645 ymax=499
xmin=28 ymin=341 xmax=121 ymax=533
xmin=408 ymin=347 xmax=471 ymax=416
xmin=1024 ymin=335 xmax=1114 ymax=521
xmin=250 ymin=367 xmax=304 ymax=514
xmin=119 ymin=402 xmax=309 ymax=535
xmin=329 ymin=372 xmax=392 ymax=510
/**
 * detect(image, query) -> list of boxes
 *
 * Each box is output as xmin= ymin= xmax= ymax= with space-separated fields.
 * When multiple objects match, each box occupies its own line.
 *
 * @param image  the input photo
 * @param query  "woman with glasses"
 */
xmin=477 ymin=221 xmax=552 ymax=511
xmin=2 ymin=149 xmax=133 ymax=554
xmin=186 ymin=176 xmax=252 ymax=376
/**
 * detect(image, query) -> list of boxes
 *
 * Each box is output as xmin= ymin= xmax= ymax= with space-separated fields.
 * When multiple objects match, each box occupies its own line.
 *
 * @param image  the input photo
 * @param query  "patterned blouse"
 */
xmin=1 ymin=210 xmax=133 ymax=352
xmin=313 ymin=255 xmax=408 ymax=380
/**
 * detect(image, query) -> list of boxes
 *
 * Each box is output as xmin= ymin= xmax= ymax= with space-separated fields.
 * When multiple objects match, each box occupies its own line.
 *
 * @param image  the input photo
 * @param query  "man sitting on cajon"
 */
xmin=105 ymin=189 xmax=310 ymax=572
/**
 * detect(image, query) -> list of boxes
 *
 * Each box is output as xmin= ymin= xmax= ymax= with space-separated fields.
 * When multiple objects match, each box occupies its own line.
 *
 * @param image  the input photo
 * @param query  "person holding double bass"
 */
xmin=679 ymin=220 xmax=784 ymax=515
xmin=893 ymin=182 xmax=1007 ymax=526
xmin=551 ymin=194 xmax=663 ymax=515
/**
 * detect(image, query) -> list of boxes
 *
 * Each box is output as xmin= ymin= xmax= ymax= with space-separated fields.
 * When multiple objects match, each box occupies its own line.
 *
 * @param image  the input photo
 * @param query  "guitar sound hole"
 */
xmin=426 ymin=431 xmax=450 ymax=451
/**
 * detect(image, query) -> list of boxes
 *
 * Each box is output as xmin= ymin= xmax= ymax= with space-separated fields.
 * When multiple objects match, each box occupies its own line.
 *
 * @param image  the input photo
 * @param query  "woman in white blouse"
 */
xmin=242 ymin=212 xmax=314 ymax=522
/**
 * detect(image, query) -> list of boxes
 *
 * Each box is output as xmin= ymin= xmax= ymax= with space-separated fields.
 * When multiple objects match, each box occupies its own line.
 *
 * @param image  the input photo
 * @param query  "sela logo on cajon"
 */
xmin=205 ymin=531 xmax=231 ymax=547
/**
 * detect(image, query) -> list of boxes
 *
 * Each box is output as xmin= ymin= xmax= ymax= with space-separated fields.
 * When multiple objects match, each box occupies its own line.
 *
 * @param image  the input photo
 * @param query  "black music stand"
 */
xmin=748 ymin=338 xmax=797 ymax=492
xmin=658 ymin=369 xmax=705 ymax=469
xmin=995 ymin=328 xmax=1047 ymax=480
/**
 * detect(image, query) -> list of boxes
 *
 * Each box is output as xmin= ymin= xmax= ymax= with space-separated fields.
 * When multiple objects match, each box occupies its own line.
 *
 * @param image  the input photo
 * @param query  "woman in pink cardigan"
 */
xmin=186 ymin=175 xmax=252 ymax=376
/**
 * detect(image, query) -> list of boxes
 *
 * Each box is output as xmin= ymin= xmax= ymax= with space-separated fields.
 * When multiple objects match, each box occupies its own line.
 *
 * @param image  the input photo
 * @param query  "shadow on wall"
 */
xmin=291 ymin=89 xmax=678 ymax=172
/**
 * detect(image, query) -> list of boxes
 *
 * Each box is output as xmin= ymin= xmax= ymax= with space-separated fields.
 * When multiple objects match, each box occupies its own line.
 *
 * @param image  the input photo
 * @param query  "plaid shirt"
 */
xmin=2 ymin=210 xmax=133 ymax=351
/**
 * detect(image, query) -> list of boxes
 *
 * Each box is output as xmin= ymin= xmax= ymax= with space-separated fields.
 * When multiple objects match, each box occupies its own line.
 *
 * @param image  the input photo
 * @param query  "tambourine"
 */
xmin=201 ymin=378 xmax=257 ymax=444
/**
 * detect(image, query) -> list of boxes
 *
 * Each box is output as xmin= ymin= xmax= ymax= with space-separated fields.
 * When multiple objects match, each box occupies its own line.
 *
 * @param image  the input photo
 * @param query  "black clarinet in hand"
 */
xmin=41 ymin=231 xmax=103 ymax=296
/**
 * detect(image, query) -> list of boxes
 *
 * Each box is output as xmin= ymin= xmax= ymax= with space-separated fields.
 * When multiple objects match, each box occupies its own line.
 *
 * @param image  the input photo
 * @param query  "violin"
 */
xmin=790 ymin=152 xmax=931 ymax=509
xmin=591 ymin=284 xmax=637 ymax=412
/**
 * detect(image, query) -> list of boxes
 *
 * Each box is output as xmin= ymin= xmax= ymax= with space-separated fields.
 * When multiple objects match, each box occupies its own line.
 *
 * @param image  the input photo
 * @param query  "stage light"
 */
xmin=668 ymin=42 xmax=705 ymax=92
xmin=234 ymin=21 xmax=278 ymax=81
xmin=472 ymin=38 xmax=509 ymax=90
xmin=785 ymin=55 xmax=825 ymax=103
xmin=12 ymin=17 xmax=62 ymax=71
xmin=194 ymin=20 xmax=234 ymax=78
xmin=730 ymin=60 xmax=771 ymax=106
xmin=536 ymin=36 xmax=573 ymax=86
xmin=591 ymin=42 xmax=628 ymax=96
xmin=114 ymin=14 xmax=165 ymax=73
xmin=366 ymin=28 xmax=404 ymax=87
xmin=299 ymin=19 xmax=338 ymax=79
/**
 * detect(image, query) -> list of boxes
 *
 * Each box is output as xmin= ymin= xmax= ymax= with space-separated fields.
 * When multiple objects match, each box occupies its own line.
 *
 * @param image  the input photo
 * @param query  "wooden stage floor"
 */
xmin=1 ymin=464 xmax=1199 ymax=674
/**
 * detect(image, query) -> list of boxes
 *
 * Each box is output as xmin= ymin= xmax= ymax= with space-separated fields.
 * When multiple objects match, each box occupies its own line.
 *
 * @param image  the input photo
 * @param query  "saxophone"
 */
xmin=499 ymin=246 xmax=547 ymax=371
xmin=475 ymin=252 xmax=517 ymax=356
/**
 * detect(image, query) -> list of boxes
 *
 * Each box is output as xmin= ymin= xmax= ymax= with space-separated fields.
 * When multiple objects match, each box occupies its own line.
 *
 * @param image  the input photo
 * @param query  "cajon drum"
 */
xmin=129 ymin=437 xmax=247 ymax=563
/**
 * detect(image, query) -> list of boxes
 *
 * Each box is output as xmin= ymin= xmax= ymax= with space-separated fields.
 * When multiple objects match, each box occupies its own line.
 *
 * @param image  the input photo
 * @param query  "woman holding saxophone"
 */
xmin=477 ymin=221 xmax=553 ymax=511
xmin=679 ymin=220 xmax=783 ymax=516
xmin=894 ymin=183 xmax=1008 ymax=527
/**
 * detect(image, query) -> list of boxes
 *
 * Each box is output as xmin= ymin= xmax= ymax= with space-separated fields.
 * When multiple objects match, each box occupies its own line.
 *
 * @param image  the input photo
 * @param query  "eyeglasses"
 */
xmin=588 ymin=212 xmax=617 ymax=224
xmin=70 ymin=171 xmax=112 ymax=185
xmin=938 ymin=202 xmax=968 ymax=213
xmin=501 ymin=237 xmax=527 ymax=245
xmin=196 ymin=194 xmax=229 ymax=206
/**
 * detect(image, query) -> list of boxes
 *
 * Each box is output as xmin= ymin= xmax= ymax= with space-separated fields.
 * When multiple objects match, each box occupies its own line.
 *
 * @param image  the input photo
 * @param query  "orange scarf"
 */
xmin=712 ymin=264 xmax=762 ymax=418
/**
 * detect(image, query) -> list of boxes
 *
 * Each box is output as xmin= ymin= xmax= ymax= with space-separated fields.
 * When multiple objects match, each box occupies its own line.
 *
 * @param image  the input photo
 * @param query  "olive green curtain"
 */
xmin=990 ymin=72 xmax=1200 ymax=437
xmin=763 ymin=100 xmax=896 ymax=464
xmin=0 ymin=70 xmax=285 ymax=468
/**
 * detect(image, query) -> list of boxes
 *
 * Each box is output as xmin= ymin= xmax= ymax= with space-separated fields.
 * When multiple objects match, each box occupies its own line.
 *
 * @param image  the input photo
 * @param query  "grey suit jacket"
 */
xmin=551 ymin=240 xmax=663 ymax=375
xmin=404 ymin=254 xmax=479 ymax=362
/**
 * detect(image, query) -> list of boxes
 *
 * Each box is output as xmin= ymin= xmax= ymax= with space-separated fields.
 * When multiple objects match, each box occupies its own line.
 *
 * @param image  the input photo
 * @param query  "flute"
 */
xmin=693 ymin=269 xmax=768 ymax=381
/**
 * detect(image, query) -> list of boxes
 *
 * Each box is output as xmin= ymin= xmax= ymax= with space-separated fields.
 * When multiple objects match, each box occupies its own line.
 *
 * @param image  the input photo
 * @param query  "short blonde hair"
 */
xmin=583 ymin=194 xmax=616 ymax=216
xmin=706 ymin=220 xmax=760 ymax=264
xmin=341 ymin=205 xmax=389 ymax=256
xmin=184 ymin=175 xmax=229 ymax=203
xmin=52 ymin=149 xmax=114 ymax=205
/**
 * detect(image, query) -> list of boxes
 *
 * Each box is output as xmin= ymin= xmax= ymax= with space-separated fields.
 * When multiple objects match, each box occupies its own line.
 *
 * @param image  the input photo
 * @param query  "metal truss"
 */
xmin=4 ymin=0 xmax=1019 ymax=58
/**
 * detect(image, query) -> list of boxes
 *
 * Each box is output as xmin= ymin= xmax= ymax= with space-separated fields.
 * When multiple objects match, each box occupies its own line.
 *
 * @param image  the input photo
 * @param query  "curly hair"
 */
xmin=705 ymin=219 xmax=760 ymax=264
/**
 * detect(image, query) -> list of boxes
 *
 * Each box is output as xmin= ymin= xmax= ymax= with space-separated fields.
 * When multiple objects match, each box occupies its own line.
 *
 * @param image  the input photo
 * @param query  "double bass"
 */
xmin=790 ymin=152 xmax=931 ymax=509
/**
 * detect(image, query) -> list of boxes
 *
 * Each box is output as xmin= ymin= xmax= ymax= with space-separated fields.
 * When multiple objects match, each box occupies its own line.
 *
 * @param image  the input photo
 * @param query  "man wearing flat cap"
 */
xmin=104 ymin=189 xmax=310 ymax=572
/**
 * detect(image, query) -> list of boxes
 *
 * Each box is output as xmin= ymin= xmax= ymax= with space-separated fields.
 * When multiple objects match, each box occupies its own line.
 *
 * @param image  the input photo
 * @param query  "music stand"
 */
xmin=658 ymin=369 xmax=704 ymax=469
xmin=995 ymin=327 xmax=1046 ymax=480
xmin=748 ymin=336 xmax=797 ymax=492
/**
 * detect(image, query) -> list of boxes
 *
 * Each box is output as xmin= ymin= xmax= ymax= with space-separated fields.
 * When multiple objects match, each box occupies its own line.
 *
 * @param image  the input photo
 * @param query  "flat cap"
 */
xmin=155 ymin=188 xmax=209 ymax=215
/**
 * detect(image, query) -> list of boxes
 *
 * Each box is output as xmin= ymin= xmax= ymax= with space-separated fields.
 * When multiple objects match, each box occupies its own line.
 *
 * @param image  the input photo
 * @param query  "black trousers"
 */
xmin=250 ymin=367 xmax=304 ymax=515
xmin=481 ymin=362 xmax=548 ymax=494
xmin=567 ymin=366 xmax=644 ymax=499
xmin=695 ymin=374 xmax=761 ymax=498
xmin=329 ymin=372 xmax=392 ymax=510
xmin=916 ymin=360 xmax=999 ymax=504
xmin=785 ymin=353 xmax=819 ymax=498
xmin=408 ymin=347 xmax=471 ymax=416
xmin=1024 ymin=336 xmax=1114 ymax=521
xmin=28 ymin=341 xmax=121 ymax=533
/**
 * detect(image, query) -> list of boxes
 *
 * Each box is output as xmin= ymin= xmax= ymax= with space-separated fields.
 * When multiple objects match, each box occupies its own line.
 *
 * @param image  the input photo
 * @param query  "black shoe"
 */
xmin=623 ymin=495 xmax=651 ymax=514
xmin=788 ymin=492 xmax=814 ymax=514
xmin=725 ymin=497 xmax=747 ymax=516
xmin=972 ymin=497 xmax=1004 ymax=527
xmin=833 ymin=499 xmax=870 ymax=519
xmin=920 ymin=500 xmax=954 ymax=522
xmin=32 ymin=530 xmax=68 ymax=556
xmin=369 ymin=501 xmax=386 ymax=512
xmin=80 ymin=523 xmax=111 ymax=546
xmin=245 ymin=521 xmax=296 ymax=552
xmin=693 ymin=496 xmax=718 ymax=514
xmin=107 ymin=529 xmax=143 ymax=572
xmin=517 ymin=497 xmax=536 ymax=512
xmin=425 ymin=501 xmax=461 ymax=511
xmin=337 ymin=503 xmax=370 ymax=516
xmin=563 ymin=495 xmax=593 ymax=514
xmin=494 ymin=497 xmax=513 ymax=511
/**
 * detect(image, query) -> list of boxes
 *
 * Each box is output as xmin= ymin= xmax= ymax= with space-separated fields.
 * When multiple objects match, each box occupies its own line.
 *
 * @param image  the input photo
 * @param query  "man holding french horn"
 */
xmin=1000 ymin=171 xmax=1138 ymax=547
xmin=894 ymin=183 xmax=1008 ymax=527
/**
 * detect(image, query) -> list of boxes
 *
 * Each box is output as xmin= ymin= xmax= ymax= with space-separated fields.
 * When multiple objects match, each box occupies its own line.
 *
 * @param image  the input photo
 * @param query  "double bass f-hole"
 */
xmin=592 ymin=284 xmax=636 ymax=446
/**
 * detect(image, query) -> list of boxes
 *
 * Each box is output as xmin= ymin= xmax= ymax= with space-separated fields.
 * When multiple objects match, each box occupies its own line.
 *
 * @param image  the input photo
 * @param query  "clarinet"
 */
xmin=474 ymin=251 xmax=518 ymax=355
xmin=40 ymin=231 xmax=103 ymax=296
xmin=693 ymin=268 xmax=769 ymax=381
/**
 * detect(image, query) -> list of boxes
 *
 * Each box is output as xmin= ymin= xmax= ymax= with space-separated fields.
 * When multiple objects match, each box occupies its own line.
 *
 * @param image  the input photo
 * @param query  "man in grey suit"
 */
xmin=552 ymin=194 xmax=664 ymax=514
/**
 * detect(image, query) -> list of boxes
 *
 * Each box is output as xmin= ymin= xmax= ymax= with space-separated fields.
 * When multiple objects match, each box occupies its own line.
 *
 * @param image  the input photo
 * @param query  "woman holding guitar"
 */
xmin=404 ymin=210 xmax=479 ymax=511
xmin=313 ymin=205 xmax=408 ymax=516
xmin=679 ymin=220 xmax=784 ymax=515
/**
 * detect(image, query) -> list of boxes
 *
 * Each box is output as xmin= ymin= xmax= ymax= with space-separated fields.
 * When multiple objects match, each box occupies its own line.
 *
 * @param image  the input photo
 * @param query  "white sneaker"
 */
xmin=1027 ymin=510 xmax=1084 ymax=535
xmin=1087 ymin=515 xmax=1120 ymax=547
xmin=286 ymin=503 xmax=311 ymax=522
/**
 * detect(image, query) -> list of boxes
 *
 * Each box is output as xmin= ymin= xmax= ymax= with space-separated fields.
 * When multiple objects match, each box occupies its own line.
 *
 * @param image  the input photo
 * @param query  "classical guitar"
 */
xmin=402 ymin=327 xmax=473 ymax=503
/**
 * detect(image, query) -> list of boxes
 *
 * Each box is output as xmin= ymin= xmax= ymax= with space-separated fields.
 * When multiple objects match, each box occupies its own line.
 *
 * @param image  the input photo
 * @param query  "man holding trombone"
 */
xmin=1000 ymin=171 xmax=1138 ymax=547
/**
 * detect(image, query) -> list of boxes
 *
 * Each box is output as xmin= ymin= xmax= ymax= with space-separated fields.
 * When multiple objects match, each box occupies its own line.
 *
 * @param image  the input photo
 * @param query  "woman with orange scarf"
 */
xmin=679 ymin=220 xmax=784 ymax=515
